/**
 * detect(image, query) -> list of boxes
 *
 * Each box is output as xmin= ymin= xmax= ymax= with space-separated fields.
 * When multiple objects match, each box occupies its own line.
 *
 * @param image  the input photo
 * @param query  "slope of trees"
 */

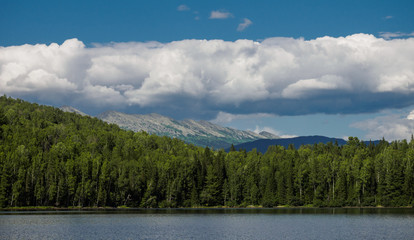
xmin=0 ymin=95 xmax=413 ymax=208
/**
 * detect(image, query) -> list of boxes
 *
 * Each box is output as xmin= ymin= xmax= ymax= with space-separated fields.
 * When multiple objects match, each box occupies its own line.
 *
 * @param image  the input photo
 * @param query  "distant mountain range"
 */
xmin=59 ymin=107 xmax=279 ymax=149
xmin=59 ymin=107 xmax=380 ymax=152
xmin=229 ymin=136 xmax=381 ymax=153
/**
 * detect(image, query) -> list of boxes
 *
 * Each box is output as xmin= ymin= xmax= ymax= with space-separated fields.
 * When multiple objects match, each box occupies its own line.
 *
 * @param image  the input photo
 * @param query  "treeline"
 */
xmin=0 ymin=96 xmax=413 ymax=208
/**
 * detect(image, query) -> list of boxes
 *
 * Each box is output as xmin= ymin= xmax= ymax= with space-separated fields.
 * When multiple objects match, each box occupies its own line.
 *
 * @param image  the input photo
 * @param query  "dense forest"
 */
xmin=0 ymin=96 xmax=413 ymax=208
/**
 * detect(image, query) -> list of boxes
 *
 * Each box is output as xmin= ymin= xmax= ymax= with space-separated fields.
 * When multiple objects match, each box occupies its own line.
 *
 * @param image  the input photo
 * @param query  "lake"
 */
xmin=1 ymin=208 xmax=414 ymax=240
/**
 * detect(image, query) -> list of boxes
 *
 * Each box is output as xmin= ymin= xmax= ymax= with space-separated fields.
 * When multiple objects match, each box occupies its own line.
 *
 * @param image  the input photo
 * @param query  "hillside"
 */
xmin=1 ymin=96 xmax=412 ymax=209
xmin=230 ymin=136 xmax=380 ymax=153
xmin=96 ymin=110 xmax=278 ymax=149
xmin=230 ymin=136 xmax=347 ymax=153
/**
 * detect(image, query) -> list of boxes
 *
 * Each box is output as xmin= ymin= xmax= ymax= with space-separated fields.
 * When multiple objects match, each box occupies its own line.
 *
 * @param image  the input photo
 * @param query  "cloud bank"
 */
xmin=1 ymin=34 xmax=414 ymax=118
xmin=351 ymin=111 xmax=414 ymax=141
xmin=379 ymin=31 xmax=414 ymax=40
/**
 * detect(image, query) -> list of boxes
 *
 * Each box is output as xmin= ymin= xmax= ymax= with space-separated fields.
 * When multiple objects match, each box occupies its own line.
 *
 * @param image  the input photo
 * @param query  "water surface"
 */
xmin=1 ymin=208 xmax=413 ymax=240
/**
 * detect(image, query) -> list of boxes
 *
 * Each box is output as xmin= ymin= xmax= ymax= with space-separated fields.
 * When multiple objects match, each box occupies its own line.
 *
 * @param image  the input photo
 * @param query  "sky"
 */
xmin=1 ymin=0 xmax=414 ymax=141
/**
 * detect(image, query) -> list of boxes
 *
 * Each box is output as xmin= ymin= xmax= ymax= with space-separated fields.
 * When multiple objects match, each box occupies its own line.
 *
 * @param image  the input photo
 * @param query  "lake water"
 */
xmin=1 ymin=208 xmax=414 ymax=240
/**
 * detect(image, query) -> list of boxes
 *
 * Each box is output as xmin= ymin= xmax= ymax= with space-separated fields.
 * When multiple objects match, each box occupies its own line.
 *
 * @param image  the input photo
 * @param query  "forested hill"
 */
xmin=229 ymin=136 xmax=381 ymax=153
xmin=0 ymin=96 xmax=413 ymax=208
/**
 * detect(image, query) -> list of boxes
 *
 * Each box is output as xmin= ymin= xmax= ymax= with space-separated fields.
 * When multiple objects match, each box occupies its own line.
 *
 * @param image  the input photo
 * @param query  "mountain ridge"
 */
xmin=60 ymin=106 xmax=279 ymax=149
xmin=96 ymin=110 xmax=279 ymax=149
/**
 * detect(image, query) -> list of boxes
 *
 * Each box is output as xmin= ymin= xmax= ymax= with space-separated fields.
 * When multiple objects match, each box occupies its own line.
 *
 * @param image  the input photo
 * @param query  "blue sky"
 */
xmin=1 ymin=0 xmax=413 ymax=45
xmin=1 ymin=0 xmax=414 ymax=140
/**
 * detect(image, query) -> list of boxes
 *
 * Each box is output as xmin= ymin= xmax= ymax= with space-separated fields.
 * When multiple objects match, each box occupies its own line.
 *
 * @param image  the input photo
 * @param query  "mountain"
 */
xmin=258 ymin=131 xmax=278 ymax=138
xmin=229 ymin=136 xmax=381 ymax=153
xmin=60 ymin=106 xmax=88 ymax=116
xmin=97 ymin=110 xmax=279 ymax=149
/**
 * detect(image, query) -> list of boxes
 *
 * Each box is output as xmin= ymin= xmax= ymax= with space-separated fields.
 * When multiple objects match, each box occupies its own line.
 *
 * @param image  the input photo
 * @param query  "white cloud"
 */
xmin=281 ymin=75 xmax=350 ymax=98
xmin=209 ymin=10 xmax=233 ymax=19
xmin=211 ymin=111 xmax=276 ymax=124
xmin=379 ymin=31 xmax=414 ymax=40
xmin=237 ymin=18 xmax=252 ymax=31
xmin=22 ymin=69 xmax=76 ymax=91
xmin=351 ymin=111 xmax=414 ymax=141
xmin=0 ymin=38 xmax=85 ymax=102
xmin=279 ymin=134 xmax=298 ymax=139
xmin=384 ymin=16 xmax=393 ymax=20
xmin=81 ymin=85 xmax=126 ymax=106
xmin=407 ymin=110 xmax=414 ymax=120
xmin=1 ymin=34 xmax=414 ymax=118
xmin=177 ymin=4 xmax=190 ymax=11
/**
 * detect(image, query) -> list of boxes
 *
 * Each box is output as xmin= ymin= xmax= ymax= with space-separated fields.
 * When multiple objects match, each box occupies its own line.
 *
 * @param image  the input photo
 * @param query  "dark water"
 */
xmin=1 ymin=208 xmax=414 ymax=240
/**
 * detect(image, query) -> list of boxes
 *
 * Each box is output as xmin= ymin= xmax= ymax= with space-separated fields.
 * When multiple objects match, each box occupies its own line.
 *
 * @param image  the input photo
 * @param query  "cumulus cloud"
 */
xmin=1 ymin=34 xmax=414 ymax=118
xmin=177 ymin=4 xmax=190 ymax=11
xmin=407 ymin=110 xmax=414 ymax=120
xmin=237 ymin=18 xmax=252 ymax=31
xmin=281 ymin=75 xmax=350 ymax=99
xmin=351 ymin=111 xmax=414 ymax=141
xmin=209 ymin=10 xmax=233 ymax=19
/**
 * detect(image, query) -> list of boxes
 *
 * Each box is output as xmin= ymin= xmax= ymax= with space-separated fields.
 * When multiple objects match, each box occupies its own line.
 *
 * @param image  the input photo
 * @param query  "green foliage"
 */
xmin=0 ymin=95 xmax=413 ymax=208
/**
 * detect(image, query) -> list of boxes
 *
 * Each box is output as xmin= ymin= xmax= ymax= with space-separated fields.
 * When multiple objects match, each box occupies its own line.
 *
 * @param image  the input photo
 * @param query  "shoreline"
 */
xmin=1 ymin=205 xmax=413 ymax=211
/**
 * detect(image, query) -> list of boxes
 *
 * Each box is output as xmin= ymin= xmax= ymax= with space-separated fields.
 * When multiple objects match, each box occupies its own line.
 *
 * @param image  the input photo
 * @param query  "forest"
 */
xmin=0 ymin=95 xmax=413 ymax=208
